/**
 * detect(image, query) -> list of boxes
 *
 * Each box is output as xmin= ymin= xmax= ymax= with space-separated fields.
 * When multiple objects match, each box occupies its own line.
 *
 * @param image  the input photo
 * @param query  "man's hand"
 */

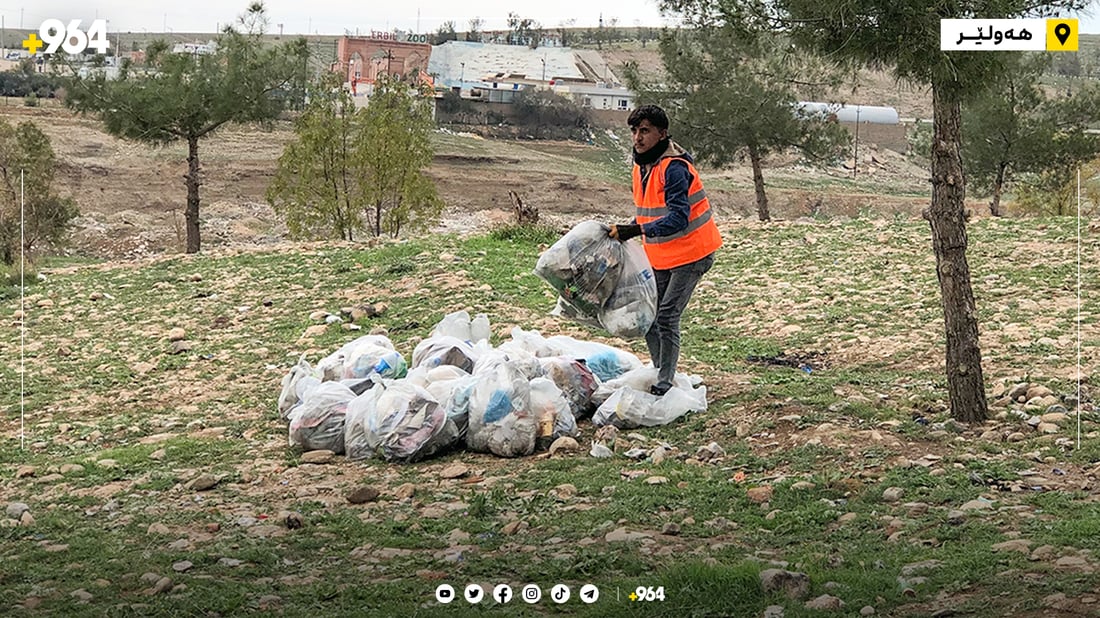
xmin=609 ymin=224 xmax=642 ymax=242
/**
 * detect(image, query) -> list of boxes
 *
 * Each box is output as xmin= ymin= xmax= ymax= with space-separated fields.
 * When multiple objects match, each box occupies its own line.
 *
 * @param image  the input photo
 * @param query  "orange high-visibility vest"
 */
xmin=633 ymin=157 xmax=722 ymax=270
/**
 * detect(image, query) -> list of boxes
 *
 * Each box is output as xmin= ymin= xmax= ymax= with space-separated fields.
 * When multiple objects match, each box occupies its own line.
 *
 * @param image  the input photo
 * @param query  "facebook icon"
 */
xmin=493 ymin=584 xmax=513 ymax=604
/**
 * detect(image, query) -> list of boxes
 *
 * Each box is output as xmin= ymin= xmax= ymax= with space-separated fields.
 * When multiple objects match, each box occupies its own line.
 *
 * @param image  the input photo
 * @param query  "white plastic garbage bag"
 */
xmin=529 ymin=377 xmax=578 ymax=443
xmin=471 ymin=313 xmax=492 ymax=344
xmin=591 ymin=366 xmax=704 ymax=407
xmin=474 ymin=347 xmax=545 ymax=381
xmin=288 ymin=381 xmax=355 ymax=453
xmin=466 ymin=361 xmax=536 ymax=458
xmin=535 ymin=220 xmax=657 ymax=338
xmin=369 ymin=381 xmax=460 ymax=462
xmin=538 ymin=356 xmax=599 ymax=418
xmin=593 ymin=383 xmax=707 ymax=429
xmin=432 ymin=310 xmax=473 ymax=341
xmin=315 ymin=335 xmax=406 ymax=381
xmin=278 ymin=357 xmax=315 ymax=419
xmin=412 ymin=336 xmax=479 ymax=373
xmin=545 ymin=335 xmax=643 ymax=381
xmin=535 ymin=220 xmax=620 ymax=319
xmin=599 ymin=241 xmax=657 ymax=338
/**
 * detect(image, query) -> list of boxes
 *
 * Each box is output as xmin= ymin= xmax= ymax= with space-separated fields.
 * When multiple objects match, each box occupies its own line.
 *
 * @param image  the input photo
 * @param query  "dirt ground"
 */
xmin=6 ymin=103 xmax=948 ymax=261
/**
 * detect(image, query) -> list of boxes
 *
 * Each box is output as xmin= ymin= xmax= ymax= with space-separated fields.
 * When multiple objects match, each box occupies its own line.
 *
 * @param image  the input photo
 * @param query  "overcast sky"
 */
xmin=6 ymin=0 xmax=1099 ymax=35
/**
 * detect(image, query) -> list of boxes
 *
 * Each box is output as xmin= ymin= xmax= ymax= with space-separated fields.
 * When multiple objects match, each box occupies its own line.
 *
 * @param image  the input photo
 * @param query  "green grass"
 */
xmin=1 ymin=215 xmax=1097 ymax=616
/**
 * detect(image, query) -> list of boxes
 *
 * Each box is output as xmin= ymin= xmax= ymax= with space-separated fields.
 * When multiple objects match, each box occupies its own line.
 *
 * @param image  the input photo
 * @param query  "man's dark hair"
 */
xmin=628 ymin=105 xmax=669 ymax=130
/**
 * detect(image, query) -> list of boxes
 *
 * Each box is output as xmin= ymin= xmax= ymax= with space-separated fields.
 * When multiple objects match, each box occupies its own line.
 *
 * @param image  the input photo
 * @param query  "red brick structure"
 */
xmin=333 ymin=36 xmax=431 ymax=86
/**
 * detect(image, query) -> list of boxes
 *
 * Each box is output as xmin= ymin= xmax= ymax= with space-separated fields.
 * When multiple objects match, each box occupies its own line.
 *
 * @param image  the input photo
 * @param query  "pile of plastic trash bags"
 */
xmin=277 ymin=310 xmax=708 ymax=463
xmin=535 ymin=220 xmax=657 ymax=338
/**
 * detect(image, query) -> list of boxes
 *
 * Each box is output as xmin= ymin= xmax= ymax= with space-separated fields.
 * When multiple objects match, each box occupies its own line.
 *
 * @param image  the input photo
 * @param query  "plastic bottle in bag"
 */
xmin=470 ymin=313 xmax=492 ymax=343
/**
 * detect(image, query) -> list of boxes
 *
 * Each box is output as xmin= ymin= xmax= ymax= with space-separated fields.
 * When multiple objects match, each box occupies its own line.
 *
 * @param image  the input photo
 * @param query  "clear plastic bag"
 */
xmin=474 ymin=347 xmax=546 ymax=381
xmin=599 ymin=241 xmax=657 ymax=338
xmin=535 ymin=220 xmax=657 ymax=338
xmin=535 ymin=220 xmax=622 ymax=320
xmin=465 ymin=362 xmax=536 ymax=458
xmin=412 ymin=335 xmax=479 ymax=373
xmin=538 ymin=356 xmax=599 ymax=419
xmin=545 ymin=335 xmax=642 ymax=381
xmin=288 ymin=381 xmax=355 ymax=453
xmin=591 ymin=366 xmax=703 ymax=407
xmin=593 ymin=383 xmax=707 ymax=429
xmin=316 ymin=335 xmax=406 ymax=381
xmin=278 ymin=357 xmax=315 ymax=420
xmin=367 ymin=381 xmax=460 ymax=463
xmin=529 ymin=377 xmax=578 ymax=445
xmin=432 ymin=310 xmax=473 ymax=341
xmin=470 ymin=313 xmax=492 ymax=343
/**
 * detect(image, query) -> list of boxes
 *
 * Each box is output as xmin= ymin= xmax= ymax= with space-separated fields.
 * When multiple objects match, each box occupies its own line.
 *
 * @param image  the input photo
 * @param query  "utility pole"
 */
xmin=852 ymin=106 xmax=861 ymax=178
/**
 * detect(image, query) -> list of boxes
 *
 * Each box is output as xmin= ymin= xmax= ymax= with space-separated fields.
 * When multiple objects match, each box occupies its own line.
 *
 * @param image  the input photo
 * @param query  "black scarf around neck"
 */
xmin=633 ymin=137 xmax=670 ymax=166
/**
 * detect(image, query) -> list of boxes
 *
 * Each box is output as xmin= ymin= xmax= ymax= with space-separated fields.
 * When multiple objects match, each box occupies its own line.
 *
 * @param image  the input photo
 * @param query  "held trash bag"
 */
xmin=288 ymin=381 xmax=355 ymax=453
xmin=535 ymin=220 xmax=657 ymax=338
xmin=535 ymin=220 xmax=622 ymax=319
xmin=599 ymin=241 xmax=657 ymax=338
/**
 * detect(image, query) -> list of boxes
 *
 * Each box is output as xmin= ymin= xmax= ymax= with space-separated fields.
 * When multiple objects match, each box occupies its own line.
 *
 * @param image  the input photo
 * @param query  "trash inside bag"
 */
xmin=366 ymin=381 xmax=460 ymax=463
xmin=412 ymin=336 xmax=479 ymax=373
xmin=535 ymin=220 xmax=620 ymax=318
xmin=591 ymin=366 xmax=704 ymax=407
xmin=538 ymin=356 xmax=599 ymax=419
xmin=599 ymin=241 xmax=657 ymax=338
xmin=529 ymin=377 xmax=578 ymax=446
xmin=466 ymin=361 xmax=536 ymax=458
xmin=316 ymin=335 xmax=406 ymax=381
xmin=288 ymin=381 xmax=355 ymax=453
xmin=535 ymin=220 xmax=657 ymax=338
xmin=474 ymin=347 xmax=546 ymax=381
xmin=545 ymin=335 xmax=642 ymax=381
xmin=593 ymin=382 xmax=707 ymax=429
xmin=500 ymin=327 xmax=641 ymax=382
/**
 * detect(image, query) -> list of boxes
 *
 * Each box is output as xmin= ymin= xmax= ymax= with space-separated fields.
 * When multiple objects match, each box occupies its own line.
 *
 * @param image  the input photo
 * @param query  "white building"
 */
xmin=171 ymin=41 xmax=218 ymax=55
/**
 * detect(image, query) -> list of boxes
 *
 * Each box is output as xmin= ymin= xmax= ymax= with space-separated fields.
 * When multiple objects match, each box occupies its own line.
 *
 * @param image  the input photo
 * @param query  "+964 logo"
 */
xmin=24 ymin=19 xmax=110 ymax=56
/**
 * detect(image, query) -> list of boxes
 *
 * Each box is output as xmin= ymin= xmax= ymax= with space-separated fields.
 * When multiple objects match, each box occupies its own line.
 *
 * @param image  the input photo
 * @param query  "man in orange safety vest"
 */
xmin=609 ymin=105 xmax=722 ymax=396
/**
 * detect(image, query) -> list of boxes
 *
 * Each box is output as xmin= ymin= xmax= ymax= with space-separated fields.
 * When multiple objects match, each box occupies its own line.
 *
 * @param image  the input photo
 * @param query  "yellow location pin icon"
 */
xmin=1046 ymin=19 xmax=1078 ymax=51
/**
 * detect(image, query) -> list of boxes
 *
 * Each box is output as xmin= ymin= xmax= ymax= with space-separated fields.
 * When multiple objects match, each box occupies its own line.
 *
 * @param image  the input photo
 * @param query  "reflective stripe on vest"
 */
xmin=636 ymin=189 xmax=708 ymax=218
xmin=645 ymin=208 xmax=714 ymax=244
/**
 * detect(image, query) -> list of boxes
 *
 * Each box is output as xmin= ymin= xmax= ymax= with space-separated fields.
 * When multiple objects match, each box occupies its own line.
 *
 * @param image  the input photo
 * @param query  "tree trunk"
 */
xmin=989 ymin=162 xmax=1007 ymax=217
xmin=185 ymin=136 xmax=202 ymax=253
xmin=748 ymin=145 xmax=770 ymax=221
xmin=927 ymin=80 xmax=988 ymax=424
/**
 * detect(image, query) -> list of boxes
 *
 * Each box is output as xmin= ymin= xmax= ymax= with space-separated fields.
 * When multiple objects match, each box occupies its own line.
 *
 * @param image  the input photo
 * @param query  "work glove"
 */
xmin=608 ymin=224 xmax=642 ymax=242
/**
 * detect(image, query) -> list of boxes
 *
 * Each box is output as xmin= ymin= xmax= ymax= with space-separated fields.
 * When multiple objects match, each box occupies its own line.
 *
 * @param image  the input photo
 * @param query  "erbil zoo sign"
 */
xmin=368 ymin=30 xmax=429 ymax=44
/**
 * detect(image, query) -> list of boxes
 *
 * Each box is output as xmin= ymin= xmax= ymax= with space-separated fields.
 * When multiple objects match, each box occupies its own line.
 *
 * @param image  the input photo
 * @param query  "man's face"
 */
xmin=631 ymin=119 xmax=667 ymax=155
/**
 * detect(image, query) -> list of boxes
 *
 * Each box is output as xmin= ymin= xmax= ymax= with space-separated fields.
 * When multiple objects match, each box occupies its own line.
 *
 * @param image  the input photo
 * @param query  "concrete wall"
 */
xmin=841 ymin=121 xmax=909 ymax=154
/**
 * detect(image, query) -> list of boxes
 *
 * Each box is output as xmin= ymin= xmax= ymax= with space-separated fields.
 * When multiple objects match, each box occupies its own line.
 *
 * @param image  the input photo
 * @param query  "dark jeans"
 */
xmin=646 ymin=252 xmax=715 ymax=390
